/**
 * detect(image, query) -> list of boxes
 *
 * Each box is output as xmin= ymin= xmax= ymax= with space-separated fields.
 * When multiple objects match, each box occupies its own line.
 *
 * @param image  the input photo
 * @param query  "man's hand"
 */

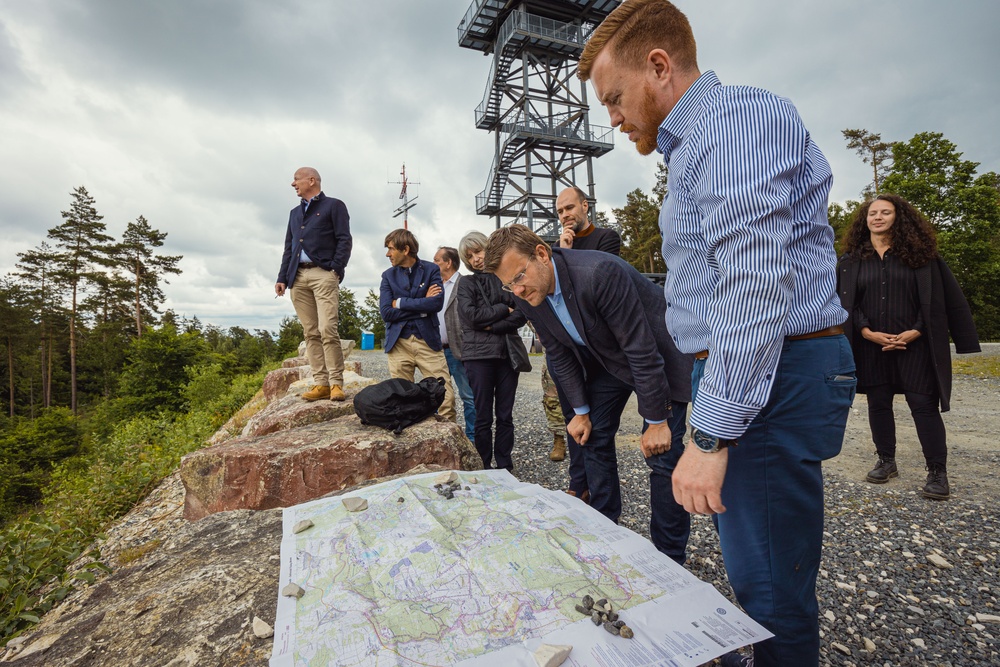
xmin=672 ymin=444 xmax=729 ymax=515
xmin=567 ymin=413 xmax=592 ymax=446
xmin=639 ymin=422 xmax=672 ymax=458
xmin=559 ymin=225 xmax=576 ymax=248
xmin=275 ymin=283 xmax=286 ymax=297
xmin=427 ymin=284 xmax=442 ymax=298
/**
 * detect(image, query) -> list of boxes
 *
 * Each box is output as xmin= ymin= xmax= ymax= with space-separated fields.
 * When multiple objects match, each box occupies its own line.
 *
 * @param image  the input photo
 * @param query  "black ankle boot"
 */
xmin=922 ymin=463 xmax=950 ymax=500
xmin=866 ymin=456 xmax=898 ymax=483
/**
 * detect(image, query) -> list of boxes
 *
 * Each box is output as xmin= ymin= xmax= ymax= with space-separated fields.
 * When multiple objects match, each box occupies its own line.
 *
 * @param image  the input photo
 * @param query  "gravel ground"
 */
xmin=352 ymin=350 xmax=1000 ymax=666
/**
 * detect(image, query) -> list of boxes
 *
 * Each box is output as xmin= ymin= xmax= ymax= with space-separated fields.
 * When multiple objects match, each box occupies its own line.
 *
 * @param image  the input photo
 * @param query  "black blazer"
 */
xmin=838 ymin=254 xmax=980 ymax=411
xmin=277 ymin=192 xmax=353 ymax=287
xmin=518 ymin=249 xmax=692 ymax=422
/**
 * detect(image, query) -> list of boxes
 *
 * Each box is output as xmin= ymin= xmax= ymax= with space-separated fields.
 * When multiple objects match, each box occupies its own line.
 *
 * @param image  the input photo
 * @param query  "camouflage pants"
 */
xmin=541 ymin=355 xmax=566 ymax=436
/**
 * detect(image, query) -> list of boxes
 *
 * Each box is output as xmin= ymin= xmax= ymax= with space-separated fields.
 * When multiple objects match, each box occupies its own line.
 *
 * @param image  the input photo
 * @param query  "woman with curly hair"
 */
xmin=838 ymin=194 xmax=980 ymax=499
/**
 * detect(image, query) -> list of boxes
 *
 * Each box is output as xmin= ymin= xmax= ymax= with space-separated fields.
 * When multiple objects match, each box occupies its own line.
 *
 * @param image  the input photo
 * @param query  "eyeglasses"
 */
xmin=500 ymin=258 xmax=532 ymax=292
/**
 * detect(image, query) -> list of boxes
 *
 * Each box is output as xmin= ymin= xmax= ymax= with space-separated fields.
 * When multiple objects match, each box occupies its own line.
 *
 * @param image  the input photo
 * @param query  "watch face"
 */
xmin=691 ymin=428 xmax=719 ymax=453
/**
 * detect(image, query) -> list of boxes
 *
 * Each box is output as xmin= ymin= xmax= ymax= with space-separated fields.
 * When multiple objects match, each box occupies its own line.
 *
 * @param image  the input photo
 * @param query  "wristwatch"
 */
xmin=690 ymin=427 xmax=737 ymax=453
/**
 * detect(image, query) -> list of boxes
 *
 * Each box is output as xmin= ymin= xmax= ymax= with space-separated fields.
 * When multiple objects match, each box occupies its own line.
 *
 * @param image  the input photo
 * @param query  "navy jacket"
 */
xmin=277 ymin=192 xmax=352 ymax=287
xmin=380 ymin=259 xmax=445 ymax=353
xmin=518 ymin=249 xmax=692 ymax=422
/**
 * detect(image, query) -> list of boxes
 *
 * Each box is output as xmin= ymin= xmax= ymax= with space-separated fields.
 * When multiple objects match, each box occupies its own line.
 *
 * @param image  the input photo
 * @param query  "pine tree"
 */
xmin=15 ymin=242 xmax=63 ymax=409
xmin=118 ymin=215 xmax=182 ymax=337
xmin=842 ymin=128 xmax=893 ymax=197
xmin=48 ymin=186 xmax=115 ymax=413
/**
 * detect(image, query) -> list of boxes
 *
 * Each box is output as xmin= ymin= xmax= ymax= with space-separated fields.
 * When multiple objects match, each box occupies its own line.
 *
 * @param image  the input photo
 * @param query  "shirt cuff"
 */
xmin=574 ymin=405 xmax=590 ymax=416
xmin=644 ymin=418 xmax=666 ymax=426
xmin=690 ymin=389 xmax=759 ymax=439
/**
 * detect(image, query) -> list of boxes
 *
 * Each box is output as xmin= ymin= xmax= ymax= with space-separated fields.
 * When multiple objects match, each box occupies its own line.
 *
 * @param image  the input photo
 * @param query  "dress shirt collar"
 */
xmin=547 ymin=260 xmax=563 ymax=304
xmin=656 ymin=70 xmax=721 ymax=160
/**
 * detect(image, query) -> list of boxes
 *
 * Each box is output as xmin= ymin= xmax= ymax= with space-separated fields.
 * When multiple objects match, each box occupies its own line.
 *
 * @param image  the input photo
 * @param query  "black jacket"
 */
xmin=456 ymin=272 xmax=527 ymax=361
xmin=838 ymin=254 xmax=980 ymax=411
xmin=517 ymin=249 xmax=692 ymax=422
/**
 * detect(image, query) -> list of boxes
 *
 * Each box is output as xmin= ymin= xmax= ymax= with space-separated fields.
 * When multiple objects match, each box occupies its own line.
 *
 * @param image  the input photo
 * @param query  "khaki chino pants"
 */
xmin=387 ymin=335 xmax=456 ymax=421
xmin=290 ymin=266 xmax=345 ymax=387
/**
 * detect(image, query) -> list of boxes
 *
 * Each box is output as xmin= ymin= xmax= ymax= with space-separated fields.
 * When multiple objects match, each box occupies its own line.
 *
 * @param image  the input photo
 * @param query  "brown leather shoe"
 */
xmin=302 ymin=385 xmax=330 ymax=401
xmin=549 ymin=434 xmax=567 ymax=461
xmin=329 ymin=385 xmax=346 ymax=402
xmin=564 ymin=489 xmax=591 ymax=505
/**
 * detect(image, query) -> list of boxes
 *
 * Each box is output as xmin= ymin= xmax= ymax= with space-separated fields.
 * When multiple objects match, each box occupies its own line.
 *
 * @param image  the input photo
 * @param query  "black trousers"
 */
xmin=464 ymin=358 xmax=518 ymax=470
xmin=866 ymin=383 xmax=947 ymax=466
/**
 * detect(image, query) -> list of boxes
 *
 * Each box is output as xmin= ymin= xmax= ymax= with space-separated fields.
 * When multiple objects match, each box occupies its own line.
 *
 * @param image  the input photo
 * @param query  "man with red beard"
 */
xmin=578 ymin=2 xmax=855 ymax=666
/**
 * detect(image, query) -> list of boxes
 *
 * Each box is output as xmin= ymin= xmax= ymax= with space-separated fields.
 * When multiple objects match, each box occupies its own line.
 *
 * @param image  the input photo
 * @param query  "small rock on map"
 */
xmin=533 ymin=643 xmax=572 ymax=667
xmin=292 ymin=519 xmax=314 ymax=534
xmin=342 ymin=497 xmax=368 ymax=512
xmin=282 ymin=583 xmax=305 ymax=599
xmin=434 ymin=471 xmax=459 ymax=485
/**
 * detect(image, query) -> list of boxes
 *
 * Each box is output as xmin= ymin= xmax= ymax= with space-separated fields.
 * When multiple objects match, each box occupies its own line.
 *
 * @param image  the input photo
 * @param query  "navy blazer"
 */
xmin=379 ymin=259 xmax=445 ymax=353
xmin=277 ymin=192 xmax=353 ymax=287
xmin=519 ymin=249 xmax=692 ymax=422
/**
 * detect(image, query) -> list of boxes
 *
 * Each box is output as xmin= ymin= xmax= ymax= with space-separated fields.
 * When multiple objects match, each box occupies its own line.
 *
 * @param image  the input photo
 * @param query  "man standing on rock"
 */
xmin=577 ymin=2 xmax=856 ymax=664
xmin=380 ymin=229 xmax=456 ymax=421
xmin=485 ymin=225 xmax=692 ymax=565
xmin=434 ymin=245 xmax=476 ymax=440
xmin=275 ymin=167 xmax=352 ymax=402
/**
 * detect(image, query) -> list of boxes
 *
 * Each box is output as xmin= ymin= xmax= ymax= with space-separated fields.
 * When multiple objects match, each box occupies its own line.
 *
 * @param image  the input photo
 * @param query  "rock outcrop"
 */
xmin=0 ymin=341 xmax=480 ymax=666
xmin=181 ymin=415 xmax=478 ymax=520
xmin=0 ymin=466 xmax=448 ymax=666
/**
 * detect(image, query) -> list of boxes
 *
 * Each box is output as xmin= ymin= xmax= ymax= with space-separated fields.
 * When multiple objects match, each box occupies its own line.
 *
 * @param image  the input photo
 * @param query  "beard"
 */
xmin=623 ymin=83 xmax=666 ymax=156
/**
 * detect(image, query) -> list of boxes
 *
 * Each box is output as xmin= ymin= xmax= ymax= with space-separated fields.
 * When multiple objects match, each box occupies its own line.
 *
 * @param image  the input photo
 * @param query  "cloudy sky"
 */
xmin=2 ymin=0 xmax=997 ymax=332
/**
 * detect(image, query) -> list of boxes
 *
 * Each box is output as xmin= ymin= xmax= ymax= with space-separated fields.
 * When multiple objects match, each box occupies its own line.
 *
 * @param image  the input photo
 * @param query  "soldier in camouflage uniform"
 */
xmin=541 ymin=356 xmax=567 ymax=461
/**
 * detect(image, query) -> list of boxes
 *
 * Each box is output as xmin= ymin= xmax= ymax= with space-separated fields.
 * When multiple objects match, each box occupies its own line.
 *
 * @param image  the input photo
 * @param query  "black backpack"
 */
xmin=353 ymin=377 xmax=447 ymax=435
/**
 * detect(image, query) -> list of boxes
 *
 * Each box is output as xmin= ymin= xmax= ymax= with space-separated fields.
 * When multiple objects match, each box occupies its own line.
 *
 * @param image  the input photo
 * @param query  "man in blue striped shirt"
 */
xmin=580 ymin=2 xmax=856 ymax=666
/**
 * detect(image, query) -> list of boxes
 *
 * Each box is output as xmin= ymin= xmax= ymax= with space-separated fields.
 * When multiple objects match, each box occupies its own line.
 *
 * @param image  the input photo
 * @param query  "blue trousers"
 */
xmin=695 ymin=335 xmax=855 ymax=667
xmin=444 ymin=348 xmax=476 ymax=442
xmin=555 ymin=361 xmax=692 ymax=564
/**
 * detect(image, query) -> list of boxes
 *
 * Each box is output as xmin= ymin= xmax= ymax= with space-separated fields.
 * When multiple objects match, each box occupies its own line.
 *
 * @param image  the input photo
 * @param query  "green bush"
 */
xmin=0 ymin=366 xmax=268 ymax=646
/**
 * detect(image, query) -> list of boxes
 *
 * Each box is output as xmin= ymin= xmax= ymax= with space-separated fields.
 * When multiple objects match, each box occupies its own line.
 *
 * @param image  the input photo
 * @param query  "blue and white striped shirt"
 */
xmin=657 ymin=71 xmax=847 ymax=439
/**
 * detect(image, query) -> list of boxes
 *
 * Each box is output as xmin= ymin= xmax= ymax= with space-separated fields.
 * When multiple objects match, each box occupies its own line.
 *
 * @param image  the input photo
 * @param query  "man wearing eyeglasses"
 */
xmin=484 ymin=224 xmax=693 ymax=565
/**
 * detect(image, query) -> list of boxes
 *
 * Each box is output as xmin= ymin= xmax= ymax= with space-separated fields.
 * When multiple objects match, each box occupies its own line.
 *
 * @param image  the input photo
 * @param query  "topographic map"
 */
xmin=270 ymin=470 xmax=768 ymax=667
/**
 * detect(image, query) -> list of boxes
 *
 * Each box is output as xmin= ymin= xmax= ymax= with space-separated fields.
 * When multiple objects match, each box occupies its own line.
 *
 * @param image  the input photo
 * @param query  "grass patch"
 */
xmin=953 ymin=355 xmax=1000 ymax=379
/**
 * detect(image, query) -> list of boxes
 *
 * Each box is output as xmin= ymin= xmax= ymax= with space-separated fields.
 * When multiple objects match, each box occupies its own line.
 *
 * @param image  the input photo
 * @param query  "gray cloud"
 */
xmin=1 ymin=0 xmax=997 ymax=331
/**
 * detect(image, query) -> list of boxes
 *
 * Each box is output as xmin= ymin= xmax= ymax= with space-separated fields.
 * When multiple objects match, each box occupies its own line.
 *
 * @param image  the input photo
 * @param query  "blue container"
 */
xmin=361 ymin=331 xmax=374 ymax=350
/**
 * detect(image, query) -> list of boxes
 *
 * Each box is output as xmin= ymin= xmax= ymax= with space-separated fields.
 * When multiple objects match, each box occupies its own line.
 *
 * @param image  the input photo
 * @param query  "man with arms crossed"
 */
xmin=486 ymin=225 xmax=693 ymax=565
xmin=275 ymin=167 xmax=352 ymax=402
xmin=433 ymin=246 xmax=476 ymax=440
xmin=380 ymin=229 xmax=456 ymax=421
xmin=578 ymin=2 xmax=856 ymax=665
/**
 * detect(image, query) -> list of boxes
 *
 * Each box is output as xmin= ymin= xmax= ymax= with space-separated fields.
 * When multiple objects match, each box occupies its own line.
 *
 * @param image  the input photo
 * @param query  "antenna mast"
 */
xmin=389 ymin=162 xmax=420 ymax=229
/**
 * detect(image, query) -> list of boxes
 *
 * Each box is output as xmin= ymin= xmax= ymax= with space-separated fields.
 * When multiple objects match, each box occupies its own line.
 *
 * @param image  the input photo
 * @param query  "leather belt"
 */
xmin=787 ymin=325 xmax=844 ymax=341
xmin=441 ymin=343 xmax=450 ymax=349
xmin=693 ymin=325 xmax=844 ymax=360
xmin=299 ymin=262 xmax=318 ymax=269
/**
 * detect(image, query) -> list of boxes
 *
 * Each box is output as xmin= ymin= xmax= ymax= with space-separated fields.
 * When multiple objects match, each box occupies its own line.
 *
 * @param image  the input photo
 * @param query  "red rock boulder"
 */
xmin=180 ymin=415 xmax=479 ymax=521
